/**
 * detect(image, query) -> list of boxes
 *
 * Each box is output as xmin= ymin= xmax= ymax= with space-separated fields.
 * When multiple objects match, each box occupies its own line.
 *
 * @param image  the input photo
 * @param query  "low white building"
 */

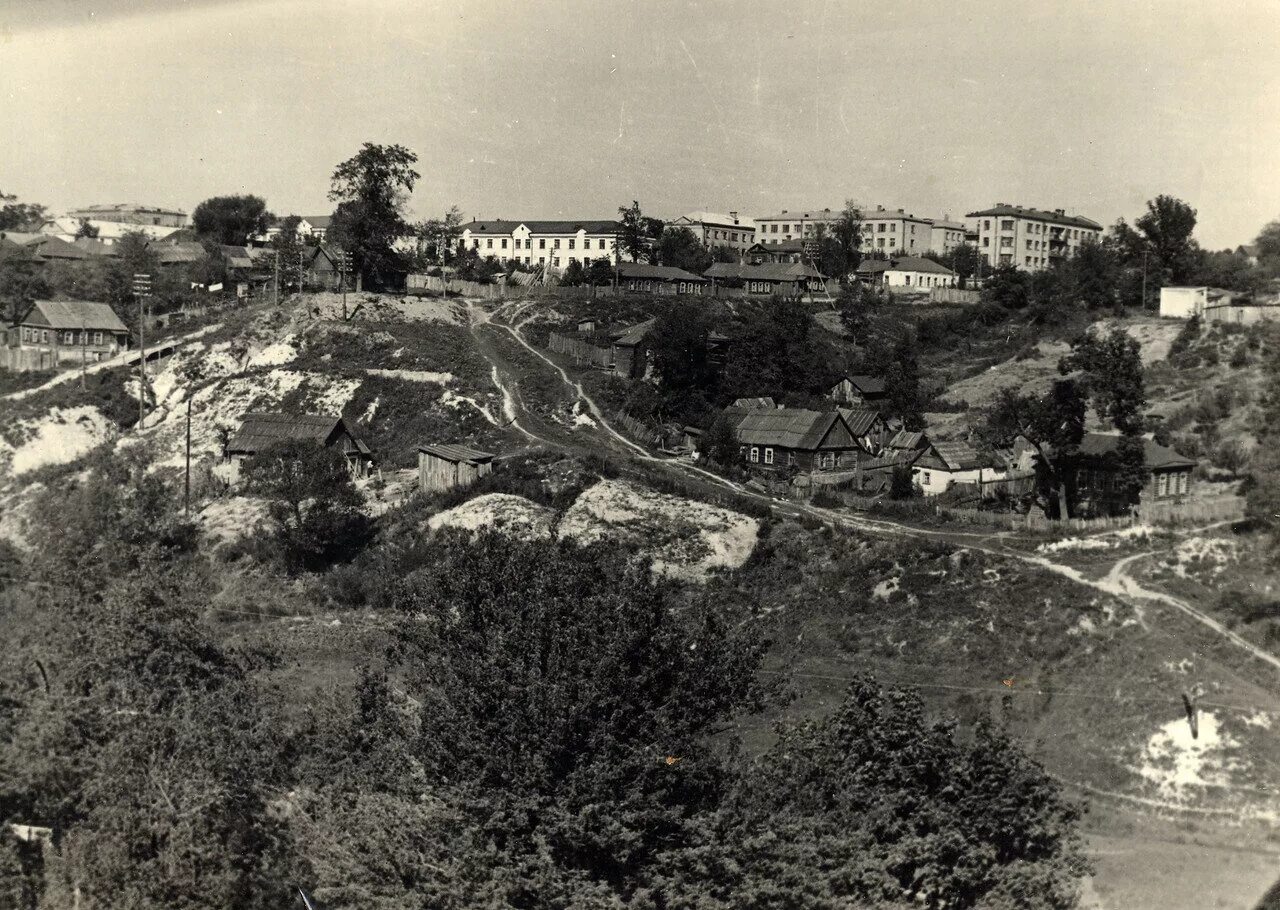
xmin=39 ymin=217 xmax=182 ymax=245
xmin=912 ymin=440 xmax=1001 ymax=495
xmin=459 ymin=219 xmax=620 ymax=268
xmin=1159 ymin=286 xmax=1236 ymax=319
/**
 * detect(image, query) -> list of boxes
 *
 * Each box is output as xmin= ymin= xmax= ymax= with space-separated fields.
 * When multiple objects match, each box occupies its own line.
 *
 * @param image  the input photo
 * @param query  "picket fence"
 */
xmin=547 ymin=332 xmax=613 ymax=368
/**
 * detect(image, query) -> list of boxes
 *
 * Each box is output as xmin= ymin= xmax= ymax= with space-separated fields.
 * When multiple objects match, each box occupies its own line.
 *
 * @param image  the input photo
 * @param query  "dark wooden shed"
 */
xmin=418 ymin=443 xmax=495 ymax=493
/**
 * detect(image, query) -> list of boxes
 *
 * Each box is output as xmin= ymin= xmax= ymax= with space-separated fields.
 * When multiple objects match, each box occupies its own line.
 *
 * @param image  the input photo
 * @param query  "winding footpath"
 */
xmin=467 ymin=297 xmax=1280 ymax=683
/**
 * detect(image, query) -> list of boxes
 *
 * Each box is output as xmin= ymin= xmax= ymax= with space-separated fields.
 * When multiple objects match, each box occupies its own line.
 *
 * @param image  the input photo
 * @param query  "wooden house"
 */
xmin=418 ymin=443 xmax=495 ymax=493
xmin=705 ymin=261 xmax=825 ymax=297
xmin=610 ymin=318 xmax=655 ymax=378
xmin=912 ymin=440 xmax=1000 ymax=496
xmin=4 ymin=300 xmax=130 ymax=372
xmin=1068 ymin=433 xmax=1196 ymax=517
xmin=616 ymin=262 xmax=708 ymax=296
xmin=225 ymin=412 xmax=372 ymax=481
xmin=735 ymin=408 xmax=866 ymax=473
xmin=830 ymin=375 xmax=888 ymax=408
xmin=838 ymin=407 xmax=890 ymax=453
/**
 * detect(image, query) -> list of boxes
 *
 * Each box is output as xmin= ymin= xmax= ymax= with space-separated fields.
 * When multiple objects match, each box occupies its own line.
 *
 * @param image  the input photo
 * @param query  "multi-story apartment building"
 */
xmin=459 ymin=220 xmax=620 ymax=268
xmin=667 ymin=211 xmax=755 ymax=253
xmin=66 ymin=203 xmax=188 ymax=227
xmin=753 ymin=208 xmax=843 ymax=245
xmin=925 ymin=215 xmax=975 ymax=255
xmin=858 ymin=206 xmax=933 ymax=255
xmin=966 ymin=204 xmax=1103 ymax=271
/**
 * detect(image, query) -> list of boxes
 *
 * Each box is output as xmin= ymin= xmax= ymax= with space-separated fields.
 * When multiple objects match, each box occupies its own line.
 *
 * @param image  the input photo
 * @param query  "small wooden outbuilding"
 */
xmin=418 ymin=443 xmax=495 ymax=493
xmin=225 ymin=412 xmax=373 ymax=480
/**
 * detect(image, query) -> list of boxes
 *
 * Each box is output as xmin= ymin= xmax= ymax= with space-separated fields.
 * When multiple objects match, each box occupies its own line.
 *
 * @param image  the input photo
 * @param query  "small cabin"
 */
xmin=418 ymin=443 xmax=495 ymax=493
xmin=224 ymin=412 xmax=373 ymax=482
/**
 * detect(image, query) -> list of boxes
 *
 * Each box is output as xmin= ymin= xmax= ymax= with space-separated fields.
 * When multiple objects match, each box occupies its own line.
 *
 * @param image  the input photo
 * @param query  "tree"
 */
xmin=416 ymin=205 xmax=465 ymax=265
xmin=0 ymin=242 xmax=49 ymax=325
xmin=192 ymin=194 xmax=273 ymax=245
xmin=0 ymin=192 xmax=46 ymax=231
xmin=703 ymin=413 xmax=740 ymax=467
xmin=74 ymin=219 xmax=100 ymax=240
xmin=1247 ymin=324 xmax=1280 ymax=550
xmin=618 ymin=200 xmax=649 ymax=263
xmin=650 ymin=299 xmax=717 ymax=394
xmin=328 ymin=143 xmax=420 ymax=289
xmin=1059 ymin=326 xmax=1146 ymax=435
xmin=587 ymin=257 xmax=614 ymax=286
xmin=242 ymin=439 xmax=373 ymax=572
xmin=1135 ymin=194 xmax=1201 ymax=286
xmin=981 ymin=381 xmax=1087 ymax=518
xmin=656 ymin=225 xmax=712 ymax=273
xmin=560 ymin=258 xmax=585 ymax=286
xmin=829 ymin=199 xmax=864 ymax=278
xmin=1256 ymin=218 xmax=1280 ymax=276
xmin=949 ymin=242 xmax=981 ymax=281
xmin=270 ymin=215 xmax=305 ymax=292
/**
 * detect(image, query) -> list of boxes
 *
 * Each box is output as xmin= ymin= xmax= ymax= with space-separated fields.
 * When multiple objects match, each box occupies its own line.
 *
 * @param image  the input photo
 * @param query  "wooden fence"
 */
xmin=613 ymin=410 xmax=662 ymax=445
xmin=929 ymin=287 xmax=981 ymax=304
xmin=547 ymin=332 xmax=613 ymax=368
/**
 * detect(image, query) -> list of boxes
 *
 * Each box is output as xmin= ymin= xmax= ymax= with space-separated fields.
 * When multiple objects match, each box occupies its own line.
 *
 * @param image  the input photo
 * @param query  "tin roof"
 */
xmin=735 ymin=409 xmax=845 ymax=450
xmin=838 ymin=407 xmax=883 ymax=436
xmin=418 ymin=443 xmax=495 ymax=465
xmin=617 ymin=261 xmax=708 ymax=282
xmin=1077 ymin=433 xmax=1196 ymax=469
xmin=23 ymin=300 xmax=129 ymax=333
xmin=227 ymin=412 xmax=366 ymax=456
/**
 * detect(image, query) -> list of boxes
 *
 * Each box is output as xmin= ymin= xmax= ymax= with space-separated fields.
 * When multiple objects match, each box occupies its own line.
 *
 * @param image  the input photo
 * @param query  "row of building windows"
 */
xmin=982 ymin=219 xmax=1094 ymax=240
xmin=708 ymin=229 xmax=748 ymax=242
xmin=20 ymin=327 xmax=108 ymax=345
xmin=473 ymin=237 xmax=613 ymax=251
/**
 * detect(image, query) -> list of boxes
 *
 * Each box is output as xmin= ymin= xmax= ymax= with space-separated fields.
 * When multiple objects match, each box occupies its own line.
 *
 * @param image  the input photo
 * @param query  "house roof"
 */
xmin=154 ymin=241 xmax=207 ymax=265
xmin=736 ymin=409 xmax=846 ymax=450
xmin=301 ymin=215 xmax=333 ymax=229
xmin=227 ymin=412 xmax=364 ymax=455
xmin=965 ymin=204 xmax=1103 ymax=231
xmin=612 ymin=318 xmax=657 ymax=346
xmin=886 ymin=256 xmax=956 ymax=276
xmin=676 ymin=211 xmax=757 ymax=230
xmin=1238 ymin=244 xmax=1260 ymax=257
xmin=461 ymin=220 xmax=622 ymax=235
xmin=705 ymin=261 xmax=824 ymax=281
xmin=926 ymin=217 xmax=967 ymax=230
xmin=418 ymin=443 xmax=495 ymax=465
xmin=887 ymin=429 xmax=928 ymax=450
xmin=69 ymin=203 xmax=186 ymax=218
xmin=1077 ymin=433 xmax=1197 ymax=470
xmin=838 ymin=407 xmax=882 ymax=436
xmin=617 ymin=261 xmax=707 ymax=282
xmin=925 ymin=440 xmax=990 ymax=472
xmin=840 ymin=375 xmax=886 ymax=396
xmin=72 ymin=238 xmax=120 ymax=258
xmin=855 ymin=259 xmax=892 ymax=275
xmin=22 ymin=300 xmax=129 ymax=333
xmin=862 ymin=207 xmax=932 ymax=224
xmin=0 ymin=233 xmax=91 ymax=260
xmin=752 ymin=239 xmax=806 ymax=253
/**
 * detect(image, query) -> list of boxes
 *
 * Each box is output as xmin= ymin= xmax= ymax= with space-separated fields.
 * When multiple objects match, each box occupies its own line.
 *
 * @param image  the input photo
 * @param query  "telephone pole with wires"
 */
xmin=132 ymin=272 xmax=151 ymax=425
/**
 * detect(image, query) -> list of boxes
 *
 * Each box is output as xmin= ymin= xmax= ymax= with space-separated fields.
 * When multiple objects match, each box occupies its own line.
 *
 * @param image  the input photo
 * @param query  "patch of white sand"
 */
xmin=558 ymin=479 xmax=758 ymax=582
xmin=1136 ymin=712 xmax=1240 ymax=797
xmin=3 ymin=406 xmax=114 ymax=476
xmin=246 ymin=335 xmax=299 ymax=368
xmin=367 ymin=368 xmax=454 ymax=384
xmin=199 ymin=496 xmax=271 ymax=545
xmin=427 ymin=493 xmax=556 ymax=540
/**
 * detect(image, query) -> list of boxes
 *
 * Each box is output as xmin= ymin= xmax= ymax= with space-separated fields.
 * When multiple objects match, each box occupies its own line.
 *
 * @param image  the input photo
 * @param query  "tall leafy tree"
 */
xmin=0 ymin=192 xmax=46 ymax=231
xmin=1134 ymin=194 xmax=1201 ymax=285
xmin=192 ymin=194 xmax=273 ymax=245
xmin=328 ymin=143 xmax=420 ymax=288
xmin=416 ymin=205 xmax=464 ymax=265
xmin=656 ymin=225 xmax=712 ymax=273
xmin=269 ymin=215 xmax=306 ymax=291
xmin=1256 ymin=217 xmax=1280 ymax=276
xmin=617 ymin=200 xmax=649 ymax=263
xmin=0 ymin=243 xmax=49 ymax=325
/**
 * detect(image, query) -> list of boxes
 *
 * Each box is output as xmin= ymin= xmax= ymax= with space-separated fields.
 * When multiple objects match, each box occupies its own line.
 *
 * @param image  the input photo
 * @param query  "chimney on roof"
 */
xmin=781 ymin=209 xmax=788 ymax=214
xmin=1054 ymin=208 xmax=1065 ymax=216
xmin=730 ymin=211 xmax=738 ymax=224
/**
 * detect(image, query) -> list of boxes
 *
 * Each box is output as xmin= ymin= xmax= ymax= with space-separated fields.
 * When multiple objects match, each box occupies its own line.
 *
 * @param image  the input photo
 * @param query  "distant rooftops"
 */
xmin=68 ymin=202 xmax=187 ymax=217
xmin=677 ymin=211 xmax=756 ymax=229
xmin=966 ymin=204 xmax=1102 ymax=231
xmin=461 ymin=220 xmax=622 ymax=234
xmin=755 ymin=208 xmax=839 ymax=222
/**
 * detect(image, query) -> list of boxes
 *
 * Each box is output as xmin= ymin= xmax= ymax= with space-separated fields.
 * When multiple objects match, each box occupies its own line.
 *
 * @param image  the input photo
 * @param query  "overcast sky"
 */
xmin=4 ymin=0 xmax=1278 ymax=247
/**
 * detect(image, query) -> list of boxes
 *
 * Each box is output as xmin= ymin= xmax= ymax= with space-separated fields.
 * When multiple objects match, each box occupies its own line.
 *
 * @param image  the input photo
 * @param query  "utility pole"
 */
xmin=337 ymin=251 xmax=352 ymax=320
xmin=79 ymin=316 xmax=86 ymax=390
xmin=1141 ymin=248 xmax=1149 ymax=310
xmin=273 ymin=249 xmax=280 ymax=306
xmin=184 ymin=396 xmax=192 ymax=514
xmin=132 ymin=272 xmax=151 ymax=426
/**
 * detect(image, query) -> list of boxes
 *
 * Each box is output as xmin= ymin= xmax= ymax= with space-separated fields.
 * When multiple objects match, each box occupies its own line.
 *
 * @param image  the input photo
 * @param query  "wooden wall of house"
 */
xmin=418 ymin=452 xmax=491 ymax=493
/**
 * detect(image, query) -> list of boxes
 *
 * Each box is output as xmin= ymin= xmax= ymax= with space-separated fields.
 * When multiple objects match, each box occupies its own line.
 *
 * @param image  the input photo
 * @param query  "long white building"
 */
xmin=459 ymin=219 xmax=621 ymax=267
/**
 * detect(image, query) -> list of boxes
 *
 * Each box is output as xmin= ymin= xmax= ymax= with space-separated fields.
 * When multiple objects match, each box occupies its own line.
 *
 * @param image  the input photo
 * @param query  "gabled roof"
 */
xmin=22 ymin=300 xmax=129 ymax=333
xmin=862 ymin=207 xmax=932 ymax=224
xmin=418 ymin=443 xmax=495 ymax=465
xmin=924 ymin=440 xmax=990 ymax=472
xmin=611 ymin=318 xmax=657 ymax=346
xmin=736 ymin=409 xmax=848 ymax=450
xmin=676 ymin=211 xmax=756 ymax=230
xmin=617 ymin=261 xmax=707 ymax=282
xmin=72 ymin=238 xmax=120 ymax=258
xmin=461 ymin=220 xmax=523 ymax=234
xmin=0 ymin=233 xmax=91 ymax=260
xmin=886 ymin=429 xmax=928 ymax=451
xmin=461 ymin=220 xmax=622 ymax=235
xmin=1077 ymin=433 xmax=1196 ymax=469
xmin=965 ymin=204 xmax=1102 ymax=231
xmin=839 ymin=375 xmax=886 ymax=395
xmin=154 ymin=241 xmax=207 ymax=265
xmin=886 ymin=256 xmax=956 ymax=276
xmin=731 ymin=397 xmax=776 ymax=410
xmin=838 ymin=407 xmax=883 ymax=436
xmin=705 ymin=261 xmax=824 ymax=281
xmin=227 ymin=412 xmax=366 ymax=456
xmin=855 ymin=259 xmax=892 ymax=275
xmin=301 ymin=215 xmax=333 ymax=229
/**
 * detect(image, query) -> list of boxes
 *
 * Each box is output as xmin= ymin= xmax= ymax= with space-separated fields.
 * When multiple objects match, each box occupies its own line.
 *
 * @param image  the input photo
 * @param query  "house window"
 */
xmin=750 ymin=446 xmax=759 ymax=463
xmin=1001 ymin=220 xmax=1014 ymax=230
xmin=568 ymin=239 xmax=575 ymax=249
xmin=764 ymin=447 xmax=774 ymax=465
xmin=553 ymin=239 xmax=561 ymax=248
xmin=539 ymin=239 xmax=546 ymax=249
xmin=1178 ymin=472 xmax=1188 ymax=494
xmin=94 ymin=331 xmax=103 ymax=344
xmin=1156 ymin=473 xmax=1168 ymax=497
xmin=64 ymin=331 xmax=75 ymax=344
xmin=41 ymin=330 xmax=49 ymax=343
xmin=486 ymin=239 xmax=493 ymax=248
xmin=983 ymin=220 xmax=991 ymax=230
xmin=501 ymin=238 xmax=508 ymax=248
xmin=820 ymin=452 xmax=835 ymax=470
xmin=584 ymin=239 xmax=592 ymax=249
xmin=787 ymin=451 xmax=795 ymax=466
xmin=473 ymin=239 xmax=479 ymax=248
xmin=878 ymin=223 xmax=886 ymax=233
xmin=982 ymin=237 xmax=990 ymax=247
xmin=922 ymin=470 xmax=931 ymax=484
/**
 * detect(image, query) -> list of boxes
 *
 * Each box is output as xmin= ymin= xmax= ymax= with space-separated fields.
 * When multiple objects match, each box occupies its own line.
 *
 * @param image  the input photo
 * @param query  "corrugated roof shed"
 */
xmin=418 ymin=443 xmax=495 ymax=465
xmin=839 ymin=407 xmax=882 ymax=436
xmin=227 ymin=412 xmax=366 ymax=456
xmin=736 ymin=409 xmax=841 ymax=450
xmin=23 ymin=300 xmax=129 ymax=333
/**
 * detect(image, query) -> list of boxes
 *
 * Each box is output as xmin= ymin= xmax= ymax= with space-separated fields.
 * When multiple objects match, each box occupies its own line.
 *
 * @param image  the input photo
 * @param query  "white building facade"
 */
xmin=459 ymin=220 xmax=620 ymax=268
xmin=668 ymin=211 xmax=756 ymax=253
xmin=859 ymin=206 xmax=933 ymax=256
xmin=966 ymin=204 xmax=1103 ymax=271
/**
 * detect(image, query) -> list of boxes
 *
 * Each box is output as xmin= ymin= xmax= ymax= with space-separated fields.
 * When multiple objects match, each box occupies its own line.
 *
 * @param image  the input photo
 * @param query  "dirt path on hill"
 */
xmin=464 ymin=297 xmax=1280 ymax=685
